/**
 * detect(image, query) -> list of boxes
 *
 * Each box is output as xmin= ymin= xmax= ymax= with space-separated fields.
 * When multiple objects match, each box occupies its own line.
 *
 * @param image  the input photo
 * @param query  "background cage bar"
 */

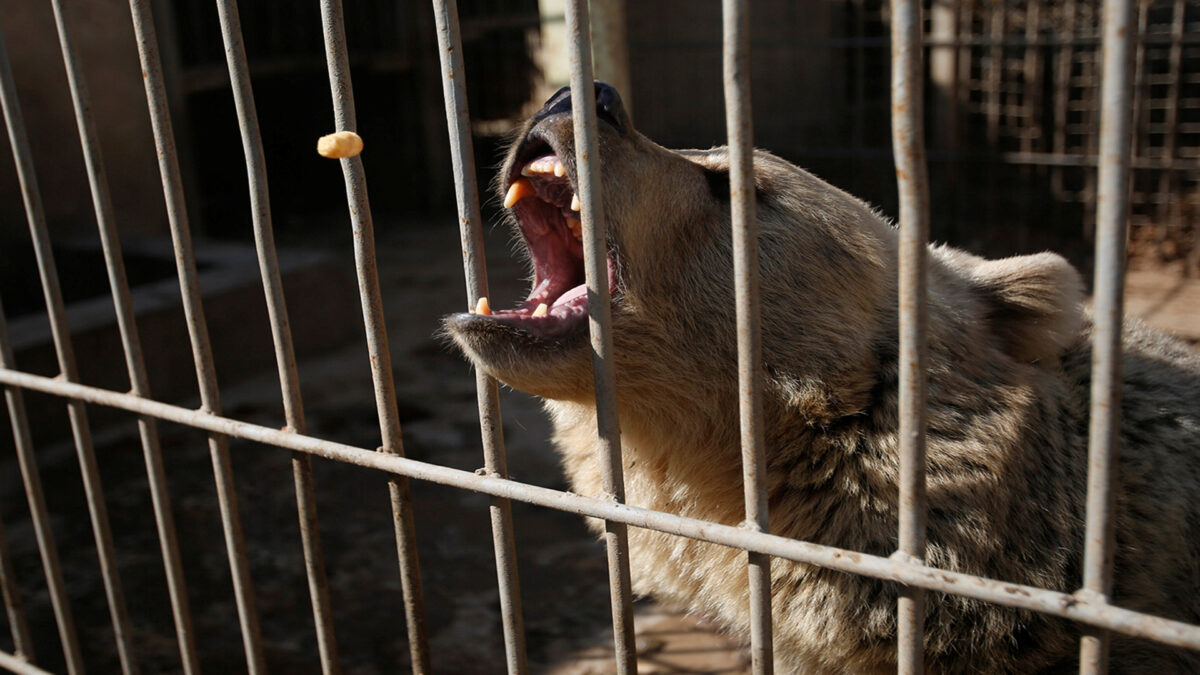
xmin=52 ymin=1 xmax=205 ymax=670
xmin=10 ymin=5 xmax=142 ymax=671
xmin=0 ymin=27 xmax=86 ymax=675
xmin=126 ymin=0 xmax=268 ymax=667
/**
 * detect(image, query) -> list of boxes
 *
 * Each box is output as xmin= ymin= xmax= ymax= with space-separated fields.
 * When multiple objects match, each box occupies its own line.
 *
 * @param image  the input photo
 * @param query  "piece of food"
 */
xmin=317 ymin=130 xmax=364 ymax=158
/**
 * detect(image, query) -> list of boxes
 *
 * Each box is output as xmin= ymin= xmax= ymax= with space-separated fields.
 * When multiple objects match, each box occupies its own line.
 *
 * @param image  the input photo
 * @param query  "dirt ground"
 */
xmin=0 ymin=219 xmax=1195 ymax=674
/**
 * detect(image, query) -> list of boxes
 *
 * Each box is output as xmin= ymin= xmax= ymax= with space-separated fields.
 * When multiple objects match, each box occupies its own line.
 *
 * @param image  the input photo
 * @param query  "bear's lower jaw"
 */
xmin=443 ymin=311 xmax=594 ymax=398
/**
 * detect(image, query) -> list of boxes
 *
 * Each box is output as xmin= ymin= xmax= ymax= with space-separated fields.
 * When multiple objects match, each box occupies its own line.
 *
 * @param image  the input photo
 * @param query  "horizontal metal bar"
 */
xmin=0 ymin=651 xmax=53 ymax=675
xmin=4 ymin=368 xmax=1200 ymax=654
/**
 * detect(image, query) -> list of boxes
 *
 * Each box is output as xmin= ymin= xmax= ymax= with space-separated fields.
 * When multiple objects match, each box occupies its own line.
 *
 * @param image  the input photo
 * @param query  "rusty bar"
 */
xmin=429 ymin=1 xmax=529 ymax=672
xmin=26 ymin=4 xmax=147 ymax=672
xmin=891 ymin=0 xmax=932 ymax=672
xmin=317 ymin=1 xmax=430 ymax=671
xmin=0 ymin=304 xmax=82 ymax=673
xmin=1080 ymin=0 xmax=1136 ymax=672
xmin=0 ymin=650 xmax=52 ymax=675
xmin=127 ymin=0 xmax=267 ymax=668
xmin=0 ymin=497 xmax=33 ymax=661
xmin=57 ymin=2 xmax=205 ymax=670
xmin=563 ymin=2 xmax=637 ymax=672
xmin=5 ymin=369 xmax=1200 ymax=655
xmin=721 ymin=0 xmax=773 ymax=673
xmin=211 ymin=1 xmax=341 ymax=671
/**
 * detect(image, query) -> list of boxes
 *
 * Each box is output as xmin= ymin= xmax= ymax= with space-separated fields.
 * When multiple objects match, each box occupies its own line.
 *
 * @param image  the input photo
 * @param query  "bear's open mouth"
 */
xmin=472 ymin=138 xmax=616 ymax=339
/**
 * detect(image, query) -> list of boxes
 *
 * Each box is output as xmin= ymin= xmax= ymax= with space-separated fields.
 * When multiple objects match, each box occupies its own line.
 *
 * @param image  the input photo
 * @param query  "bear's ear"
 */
xmin=968 ymin=252 xmax=1085 ymax=364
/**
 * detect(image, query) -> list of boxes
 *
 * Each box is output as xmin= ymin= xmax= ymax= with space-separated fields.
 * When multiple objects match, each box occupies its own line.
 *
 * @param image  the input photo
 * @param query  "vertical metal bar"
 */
xmin=317 ymin=2 xmax=430 ymax=671
xmin=890 ymin=0 xmax=931 ymax=672
xmin=0 ymin=41 xmax=84 ymax=672
xmin=20 ymin=5 xmax=147 ymax=672
xmin=0 ymin=303 xmax=82 ymax=673
xmin=50 ymin=2 xmax=204 ymax=670
xmin=210 ymin=2 xmax=342 ymax=671
xmin=563 ymin=2 xmax=637 ymax=673
xmin=721 ymin=1 xmax=772 ymax=673
xmin=1079 ymin=0 xmax=1135 ymax=672
xmin=429 ymin=2 xmax=529 ymax=673
xmin=0 ymin=502 xmax=34 ymax=661
xmin=127 ymin=0 xmax=268 ymax=669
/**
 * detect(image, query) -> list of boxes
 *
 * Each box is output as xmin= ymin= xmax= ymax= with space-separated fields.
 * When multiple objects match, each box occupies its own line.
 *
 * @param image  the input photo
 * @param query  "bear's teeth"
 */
xmin=532 ymin=303 xmax=549 ymax=318
xmin=570 ymin=193 xmax=581 ymax=211
xmin=504 ymin=178 xmax=534 ymax=208
xmin=521 ymin=156 xmax=562 ymax=176
xmin=471 ymin=297 xmax=492 ymax=315
xmin=566 ymin=216 xmax=582 ymax=240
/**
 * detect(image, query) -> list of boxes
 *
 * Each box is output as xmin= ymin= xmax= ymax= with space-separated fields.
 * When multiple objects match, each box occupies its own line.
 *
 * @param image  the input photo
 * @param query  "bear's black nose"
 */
xmin=534 ymin=81 xmax=627 ymax=135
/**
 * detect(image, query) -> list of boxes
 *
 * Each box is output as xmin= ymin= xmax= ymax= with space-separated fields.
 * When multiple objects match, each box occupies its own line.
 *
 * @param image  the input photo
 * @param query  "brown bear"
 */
xmin=445 ymin=83 xmax=1200 ymax=673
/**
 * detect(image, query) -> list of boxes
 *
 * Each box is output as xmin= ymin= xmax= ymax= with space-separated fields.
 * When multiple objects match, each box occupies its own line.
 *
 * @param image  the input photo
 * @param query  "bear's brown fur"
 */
xmin=445 ymin=84 xmax=1200 ymax=672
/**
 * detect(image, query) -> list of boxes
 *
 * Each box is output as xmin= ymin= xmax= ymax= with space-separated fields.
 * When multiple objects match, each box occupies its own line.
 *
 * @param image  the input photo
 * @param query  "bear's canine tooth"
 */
xmin=504 ymin=178 xmax=534 ymax=208
xmin=570 ymin=193 xmax=581 ymax=211
xmin=554 ymin=161 xmax=566 ymax=177
xmin=532 ymin=303 xmax=549 ymax=318
xmin=566 ymin=217 xmax=582 ymax=240
xmin=471 ymin=297 xmax=491 ymax=315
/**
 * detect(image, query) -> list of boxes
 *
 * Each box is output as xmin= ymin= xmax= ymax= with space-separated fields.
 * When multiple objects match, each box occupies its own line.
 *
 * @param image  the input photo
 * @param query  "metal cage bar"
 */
xmin=891 ymin=0 xmax=932 ymax=672
xmin=16 ymin=5 xmax=144 ymax=672
xmin=721 ymin=1 xmax=773 ymax=673
xmin=5 ymin=370 xmax=1200 ymax=654
xmin=316 ymin=1 xmax=431 ymax=671
xmin=0 ymin=30 xmax=84 ymax=675
xmin=210 ymin=1 xmax=341 ymax=671
xmin=563 ymin=2 xmax=637 ymax=671
xmin=125 ymin=2 xmax=268 ymax=669
xmin=0 ymin=651 xmax=51 ymax=675
xmin=0 ymin=511 xmax=32 ymax=662
xmin=51 ymin=2 xmax=204 ymax=671
xmin=1080 ymin=0 xmax=1136 ymax=672
xmin=430 ymin=1 xmax=530 ymax=673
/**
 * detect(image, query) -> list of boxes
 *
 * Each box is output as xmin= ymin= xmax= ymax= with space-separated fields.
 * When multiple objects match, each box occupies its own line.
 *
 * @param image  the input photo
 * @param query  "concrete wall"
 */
xmin=0 ymin=0 xmax=169 ymax=249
